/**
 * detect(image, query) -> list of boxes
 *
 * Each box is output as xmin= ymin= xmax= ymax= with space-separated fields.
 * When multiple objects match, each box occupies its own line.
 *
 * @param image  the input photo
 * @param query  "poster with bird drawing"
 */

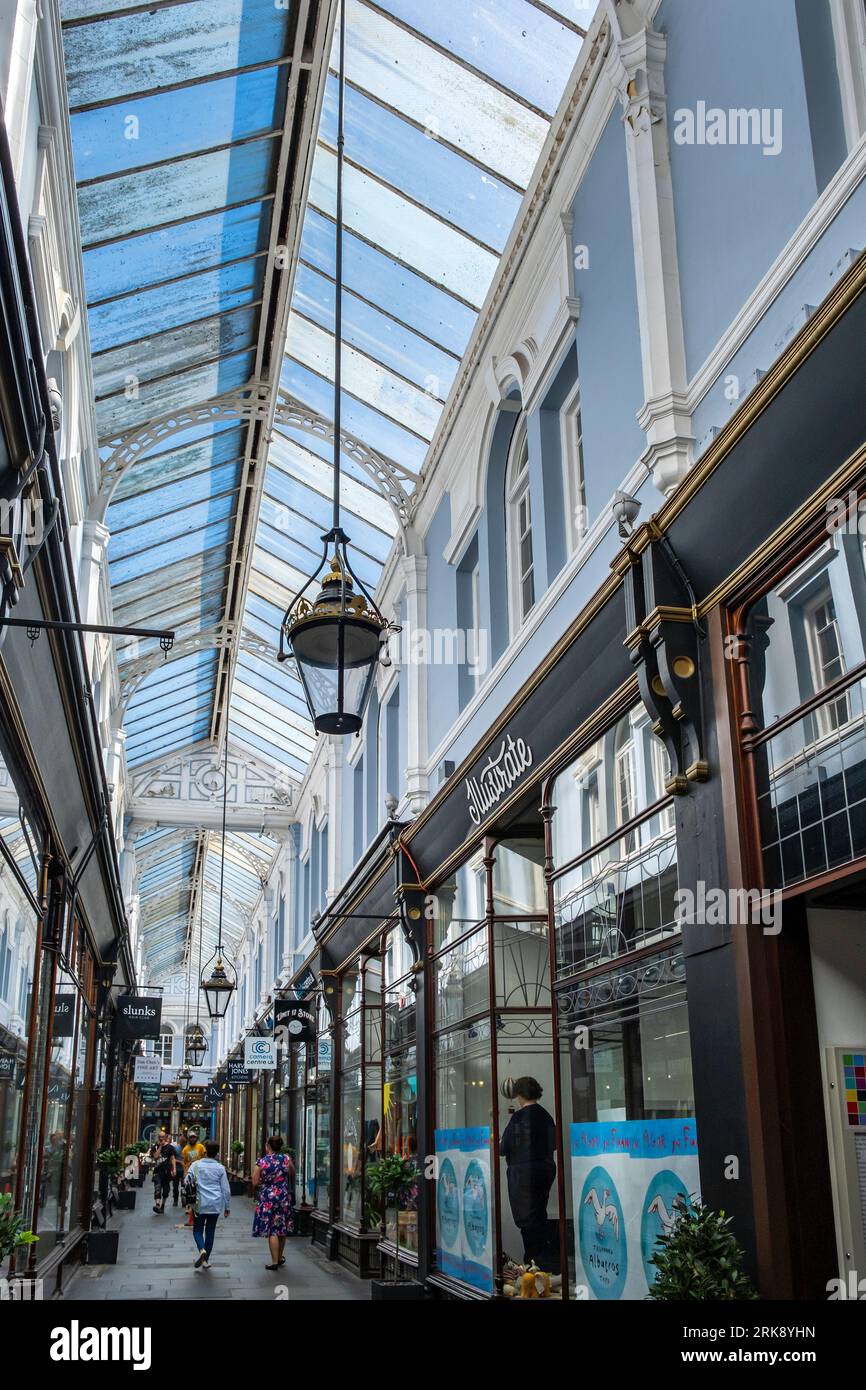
xmin=571 ymin=1120 xmax=700 ymax=1299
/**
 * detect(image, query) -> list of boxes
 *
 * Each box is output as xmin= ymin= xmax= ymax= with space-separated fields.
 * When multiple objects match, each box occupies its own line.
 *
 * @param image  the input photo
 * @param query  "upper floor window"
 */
xmin=561 ymin=380 xmax=587 ymax=551
xmin=803 ymin=588 xmax=850 ymax=734
xmin=506 ymin=422 xmax=535 ymax=630
xmin=147 ymin=1031 xmax=174 ymax=1065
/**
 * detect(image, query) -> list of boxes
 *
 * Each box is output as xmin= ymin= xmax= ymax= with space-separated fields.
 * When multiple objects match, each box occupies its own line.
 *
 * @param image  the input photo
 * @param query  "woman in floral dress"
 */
xmin=252 ymin=1134 xmax=295 ymax=1269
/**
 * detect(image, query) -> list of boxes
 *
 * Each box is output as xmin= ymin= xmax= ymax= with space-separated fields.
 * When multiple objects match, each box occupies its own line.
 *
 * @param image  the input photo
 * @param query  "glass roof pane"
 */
xmin=373 ymin=0 xmax=585 ymax=115
xmin=77 ymin=140 xmax=279 ymax=247
xmin=344 ymin=0 xmax=548 ymax=186
xmin=62 ymin=0 xmax=295 ymax=108
xmin=95 ymin=349 xmax=255 ymax=438
xmin=83 ymin=204 xmax=271 ymax=304
xmin=300 ymin=208 xmax=475 ymax=355
xmin=70 ymin=67 xmax=286 ymax=181
xmin=309 ymin=145 xmax=497 ymax=308
xmin=319 ymin=76 xmax=520 ymax=250
xmin=88 ymin=259 xmax=264 ymax=355
xmin=280 ymin=358 xmax=428 ymax=471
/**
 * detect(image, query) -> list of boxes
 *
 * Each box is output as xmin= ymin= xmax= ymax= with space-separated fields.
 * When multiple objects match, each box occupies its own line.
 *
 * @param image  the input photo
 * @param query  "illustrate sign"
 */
xmin=53 ymin=994 xmax=76 ymax=1038
xmin=115 ymin=994 xmax=162 ymax=1041
xmin=134 ymin=1055 xmax=161 ymax=1084
xmin=227 ymin=1059 xmax=253 ymax=1085
xmin=244 ymin=1035 xmax=276 ymax=1069
xmin=434 ymin=1126 xmax=494 ymax=1293
xmin=274 ymin=996 xmax=316 ymax=1045
xmin=570 ymin=1119 xmax=700 ymax=1300
xmin=465 ymin=734 xmax=533 ymax=827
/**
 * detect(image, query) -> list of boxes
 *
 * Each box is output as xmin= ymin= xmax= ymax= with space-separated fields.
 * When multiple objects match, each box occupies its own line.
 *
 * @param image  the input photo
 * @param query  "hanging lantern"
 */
xmin=186 ymin=1025 xmax=207 ymax=1067
xmin=279 ymin=546 xmax=386 ymax=735
xmin=201 ymin=953 xmax=236 ymax=1020
xmin=175 ymin=1066 xmax=192 ymax=1104
xmin=276 ymin=5 xmax=396 ymax=736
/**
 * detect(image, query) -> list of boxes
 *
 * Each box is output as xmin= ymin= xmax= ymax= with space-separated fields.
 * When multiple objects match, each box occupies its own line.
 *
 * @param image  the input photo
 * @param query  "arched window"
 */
xmin=506 ymin=420 xmax=535 ymax=631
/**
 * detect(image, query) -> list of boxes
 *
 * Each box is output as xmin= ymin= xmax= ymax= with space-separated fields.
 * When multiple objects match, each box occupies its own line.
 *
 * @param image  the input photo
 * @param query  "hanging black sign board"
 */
xmin=0 ymin=1055 xmax=15 ymax=1081
xmin=274 ymin=996 xmax=316 ymax=1044
xmin=53 ymin=994 xmax=77 ymax=1037
xmin=227 ymin=1060 xmax=252 ymax=1085
xmin=115 ymin=995 xmax=163 ymax=1040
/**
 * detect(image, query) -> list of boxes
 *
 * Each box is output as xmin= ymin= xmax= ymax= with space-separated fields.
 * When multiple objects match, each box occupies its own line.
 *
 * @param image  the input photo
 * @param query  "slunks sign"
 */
xmin=464 ymin=733 xmax=533 ymax=827
xmin=115 ymin=995 xmax=162 ymax=1041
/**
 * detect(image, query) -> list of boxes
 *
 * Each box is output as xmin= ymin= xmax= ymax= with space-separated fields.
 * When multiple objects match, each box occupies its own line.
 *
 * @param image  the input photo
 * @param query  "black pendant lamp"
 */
xmin=278 ymin=2 xmax=389 ymax=735
xmin=186 ymin=884 xmax=207 ymax=1065
xmin=200 ymin=733 xmax=237 ymax=1019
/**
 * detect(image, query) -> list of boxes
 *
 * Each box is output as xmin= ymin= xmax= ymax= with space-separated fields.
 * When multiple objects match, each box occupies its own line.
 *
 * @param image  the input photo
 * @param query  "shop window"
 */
xmin=743 ymin=537 xmax=866 ymax=888
xmin=337 ymin=956 xmax=381 ymax=1231
xmin=506 ymin=423 xmax=535 ymax=631
xmin=147 ymin=1030 xmax=174 ymax=1066
xmin=556 ymin=947 xmax=696 ymax=1299
xmin=550 ymin=705 xmax=678 ymax=979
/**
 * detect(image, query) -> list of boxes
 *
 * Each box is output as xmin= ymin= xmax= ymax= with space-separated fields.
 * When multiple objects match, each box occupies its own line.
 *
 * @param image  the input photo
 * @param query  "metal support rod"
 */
xmin=0 ymin=616 xmax=175 ymax=641
xmin=332 ymin=0 xmax=346 ymax=533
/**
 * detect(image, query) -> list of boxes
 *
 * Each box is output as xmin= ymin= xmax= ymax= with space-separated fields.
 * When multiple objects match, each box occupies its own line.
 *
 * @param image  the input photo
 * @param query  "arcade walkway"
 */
xmin=66 ymin=1196 xmax=364 ymax=1303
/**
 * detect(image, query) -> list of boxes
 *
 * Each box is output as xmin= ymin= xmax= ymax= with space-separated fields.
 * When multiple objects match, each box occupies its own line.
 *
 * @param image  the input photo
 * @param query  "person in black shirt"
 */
xmin=500 ymin=1076 xmax=557 ymax=1268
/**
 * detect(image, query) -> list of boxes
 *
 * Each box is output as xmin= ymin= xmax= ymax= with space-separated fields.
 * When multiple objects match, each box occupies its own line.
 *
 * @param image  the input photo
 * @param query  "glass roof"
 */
xmin=61 ymin=0 xmax=587 ymax=980
xmin=228 ymin=0 xmax=587 ymax=767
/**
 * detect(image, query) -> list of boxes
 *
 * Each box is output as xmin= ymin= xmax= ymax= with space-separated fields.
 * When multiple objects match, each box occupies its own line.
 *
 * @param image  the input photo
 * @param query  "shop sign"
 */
xmin=115 ymin=994 xmax=163 ymax=1041
xmin=464 ymin=733 xmax=533 ymax=827
xmin=138 ymin=1085 xmax=160 ymax=1102
xmin=53 ymin=994 xmax=76 ymax=1038
xmin=227 ymin=1060 xmax=253 ymax=1085
xmin=317 ymin=1036 xmax=332 ymax=1073
xmin=244 ymin=1036 xmax=276 ymax=1070
xmin=434 ymin=1127 xmax=494 ymax=1294
xmin=274 ymin=996 xmax=316 ymax=1045
xmin=0 ymin=1055 xmax=15 ymax=1082
xmin=134 ymin=1055 xmax=161 ymax=1084
xmin=293 ymin=965 xmax=317 ymax=997
xmin=570 ymin=1119 xmax=700 ymax=1300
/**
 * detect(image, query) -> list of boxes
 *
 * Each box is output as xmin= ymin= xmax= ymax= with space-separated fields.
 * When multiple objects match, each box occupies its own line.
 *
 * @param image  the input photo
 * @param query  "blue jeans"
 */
xmin=193 ymin=1213 xmax=219 ymax=1258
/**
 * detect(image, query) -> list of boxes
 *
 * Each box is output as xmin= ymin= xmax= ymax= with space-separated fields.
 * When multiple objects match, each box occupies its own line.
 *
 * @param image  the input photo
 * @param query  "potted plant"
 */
xmin=646 ymin=1197 xmax=759 ymax=1300
xmin=88 ymin=1150 xmax=125 ymax=1263
xmin=123 ymin=1143 xmax=146 ymax=1188
xmin=368 ymin=1155 xmax=423 ymax=1300
xmin=229 ymin=1141 xmax=247 ymax=1195
xmin=0 ymin=1192 xmax=38 ymax=1283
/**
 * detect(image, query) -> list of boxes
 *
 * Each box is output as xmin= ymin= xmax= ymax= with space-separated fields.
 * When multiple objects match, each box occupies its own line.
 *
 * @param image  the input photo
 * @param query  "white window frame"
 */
xmin=506 ymin=420 xmax=535 ymax=634
xmin=560 ymin=378 xmax=587 ymax=553
xmin=829 ymin=0 xmax=866 ymax=148
xmin=803 ymin=588 xmax=850 ymax=736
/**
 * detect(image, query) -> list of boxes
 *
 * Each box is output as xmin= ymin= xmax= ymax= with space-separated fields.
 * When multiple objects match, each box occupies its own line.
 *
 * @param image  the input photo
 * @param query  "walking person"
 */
xmin=152 ymin=1140 xmax=176 ymax=1214
xmin=181 ymin=1128 xmax=206 ymax=1226
xmin=252 ymin=1135 xmax=295 ymax=1270
xmin=184 ymin=1139 xmax=231 ymax=1271
xmin=169 ymin=1133 xmax=183 ymax=1206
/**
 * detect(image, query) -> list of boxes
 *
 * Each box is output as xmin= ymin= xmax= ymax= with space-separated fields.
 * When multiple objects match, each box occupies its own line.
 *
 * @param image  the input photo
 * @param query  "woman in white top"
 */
xmin=185 ymin=1139 xmax=231 ymax=1270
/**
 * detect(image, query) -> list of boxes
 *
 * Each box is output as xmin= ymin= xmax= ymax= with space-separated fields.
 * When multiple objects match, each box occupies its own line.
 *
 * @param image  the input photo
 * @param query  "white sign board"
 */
xmin=434 ymin=1126 xmax=494 ymax=1293
xmin=244 ymin=1035 xmax=276 ymax=1069
xmin=134 ymin=1056 xmax=161 ymax=1084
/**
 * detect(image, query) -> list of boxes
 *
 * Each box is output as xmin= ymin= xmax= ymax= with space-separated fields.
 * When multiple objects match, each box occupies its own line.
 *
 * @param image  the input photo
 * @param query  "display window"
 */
xmin=431 ymin=836 xmax=553 ymax=1295
xmin=548 ymin=701 xmax=695 ymax=1301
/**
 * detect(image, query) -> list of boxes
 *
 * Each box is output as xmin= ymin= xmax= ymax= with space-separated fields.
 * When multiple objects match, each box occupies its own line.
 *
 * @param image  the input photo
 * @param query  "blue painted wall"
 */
xmin=571 ymin=108 xmax=646 ymax=504
xmin=659 ymin=0 xmax=845 ymax=378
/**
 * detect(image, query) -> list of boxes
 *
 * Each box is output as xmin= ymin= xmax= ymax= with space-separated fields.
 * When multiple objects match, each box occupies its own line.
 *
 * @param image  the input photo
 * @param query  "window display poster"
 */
xmin=434 ymin=1126 xmax=494 ymax=1293
xmin=570 ymin=1119 xmax=700 ymax=1300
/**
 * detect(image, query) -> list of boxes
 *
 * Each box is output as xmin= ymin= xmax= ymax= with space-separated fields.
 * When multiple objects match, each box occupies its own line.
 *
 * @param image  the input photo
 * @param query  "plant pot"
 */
xmin=229 ymin=1179 xmax=247 ymax=1197
xmin=115 ymin=1189 xmax=136 ymax=1210
xmin=86 ymin=1230 xmax=119 ymax=1264
xmin=370 ymin=1279 xmax=424 ymax=1300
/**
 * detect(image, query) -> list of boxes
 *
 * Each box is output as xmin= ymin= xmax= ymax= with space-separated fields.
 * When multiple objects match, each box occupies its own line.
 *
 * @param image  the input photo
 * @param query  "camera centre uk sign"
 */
xmin=464 ymin=733 xmax=533 ymax=827
xmin=244 ymin=1035 xmax=277 ymax=1069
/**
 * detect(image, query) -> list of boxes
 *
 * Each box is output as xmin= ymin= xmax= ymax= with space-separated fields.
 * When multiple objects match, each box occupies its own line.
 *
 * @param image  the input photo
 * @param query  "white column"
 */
xmin=401 ymin=551 xmax=429 ymax=816
xmin=325 ymin=739 xmax=342 ymax=903
xmin=77 ymin=519 xmax=110 ymax=671
xmin=610 ymin=25 xmax=693 ymax=497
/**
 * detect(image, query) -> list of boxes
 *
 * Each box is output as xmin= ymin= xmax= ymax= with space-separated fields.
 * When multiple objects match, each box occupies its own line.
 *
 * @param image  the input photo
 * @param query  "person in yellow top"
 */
xmin=181 ymin=1129 xmax=207 ymax=1225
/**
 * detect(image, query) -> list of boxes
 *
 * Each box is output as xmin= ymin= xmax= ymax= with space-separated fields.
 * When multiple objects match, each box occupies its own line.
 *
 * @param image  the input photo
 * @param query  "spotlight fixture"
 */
xmin=612 ymin=489 xmax=641 ymax=539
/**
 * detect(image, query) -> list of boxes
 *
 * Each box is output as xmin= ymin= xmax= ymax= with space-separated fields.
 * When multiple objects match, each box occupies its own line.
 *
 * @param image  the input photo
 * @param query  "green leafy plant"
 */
xmin=230 ymin=1140 xmax=245 ymax=1155
xmin=0 ymin=1193 xmax=39 ymax=1262
xmin=366 ymin=1155 xmax=420 ymax=1275
xmin=647 ymin=1198 xmax=759 ymax=1301
xmin=96 ymin=1148 xmax=123 ymax=1178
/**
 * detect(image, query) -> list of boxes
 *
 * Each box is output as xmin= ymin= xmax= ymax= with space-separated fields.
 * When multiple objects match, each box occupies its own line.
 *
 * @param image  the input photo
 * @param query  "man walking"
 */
xmin=181 ymin=1129 xmax=207 ymax=1226
xmin=185 ymin=1140 xmax=231 ymax=1271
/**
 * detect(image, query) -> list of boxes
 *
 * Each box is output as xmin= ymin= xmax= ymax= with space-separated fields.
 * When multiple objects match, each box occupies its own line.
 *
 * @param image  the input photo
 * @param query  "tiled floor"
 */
xmin=65 ymin=1190 xmax=365 ymax=1301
